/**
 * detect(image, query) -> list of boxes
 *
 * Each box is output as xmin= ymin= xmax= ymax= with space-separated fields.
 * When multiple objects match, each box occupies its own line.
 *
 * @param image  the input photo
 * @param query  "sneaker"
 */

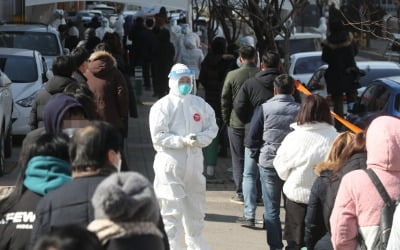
xmin=236 ymin=216 xmax=255 ymax=227
xmin=230 ymin=193 xmax=244 ymax=204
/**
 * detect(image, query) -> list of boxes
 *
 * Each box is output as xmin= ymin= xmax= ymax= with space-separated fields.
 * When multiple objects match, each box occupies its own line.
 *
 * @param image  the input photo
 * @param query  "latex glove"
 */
xmin=182 ymin=133 xmax=198 ymax=147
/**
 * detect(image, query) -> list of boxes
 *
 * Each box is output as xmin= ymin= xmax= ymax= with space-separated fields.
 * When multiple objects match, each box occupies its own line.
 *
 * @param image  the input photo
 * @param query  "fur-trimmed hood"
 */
xmin=88 ymin=50 xmax=117 ymax=75
xmin=322 ymin=32 xmax=353 ymax=49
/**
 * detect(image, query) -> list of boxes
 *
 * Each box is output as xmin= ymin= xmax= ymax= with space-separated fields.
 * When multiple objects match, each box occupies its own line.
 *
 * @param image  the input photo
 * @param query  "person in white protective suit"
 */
xmin=149 ymin=63 xmax=218 ymax=250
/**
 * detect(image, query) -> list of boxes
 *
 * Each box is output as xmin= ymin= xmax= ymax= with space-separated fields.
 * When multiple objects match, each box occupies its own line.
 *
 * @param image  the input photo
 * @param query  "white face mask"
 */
xmin=62 ymin=128 xmax=77 ymax=138
xmin=116 ymin=156 xmax=122 ymax=172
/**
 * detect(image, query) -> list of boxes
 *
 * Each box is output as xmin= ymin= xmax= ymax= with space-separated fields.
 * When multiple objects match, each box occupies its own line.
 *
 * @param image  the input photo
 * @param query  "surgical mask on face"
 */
xmin=62 ymin=128 xmax=76 ymax=138
xmin=178 ymin=83 xmax=191 ymax=95
xmin=116 ymin=157 xmax=122 ymax=172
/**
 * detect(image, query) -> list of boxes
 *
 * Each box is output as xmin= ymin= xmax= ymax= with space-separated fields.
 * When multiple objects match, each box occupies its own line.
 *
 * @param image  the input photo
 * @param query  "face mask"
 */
xmin=178 ymin=84 xmax=191 ymax=95
xmin=62 ymin=128 xmax=76 ymax=138
xmin=116 ymin=157 xmax=122 ymax=172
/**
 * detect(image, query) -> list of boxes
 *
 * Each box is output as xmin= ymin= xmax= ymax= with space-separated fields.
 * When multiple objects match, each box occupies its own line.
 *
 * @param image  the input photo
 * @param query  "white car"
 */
xmin=0 ymin=70 xmax=13 ymax=175
xmin=288 ymin=51 xmax=324 ymax=85
xmin=0 ymin=48 xmax=49 ymax=135
xmin=275 ymin=32 xmax=323 ymax=56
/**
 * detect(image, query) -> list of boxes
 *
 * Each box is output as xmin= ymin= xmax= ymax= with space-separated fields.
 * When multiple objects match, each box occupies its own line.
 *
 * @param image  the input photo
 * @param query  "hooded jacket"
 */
xmin=233 ymin=68 xmax=281 ymax=126
xmin=177 ymin=33 xmax=204 ymax=79
xmin=322 ymin=32 xmax=358 ymax=95
xmin=29 ymin=75 xmax=77 ymax=130
xmin=330 ymin=116 xmax=400 ymax=250
xmin=0 ymin=156 xmax=71 ymax=250
xmin=85 ymin=51 xmax=129 ymax=137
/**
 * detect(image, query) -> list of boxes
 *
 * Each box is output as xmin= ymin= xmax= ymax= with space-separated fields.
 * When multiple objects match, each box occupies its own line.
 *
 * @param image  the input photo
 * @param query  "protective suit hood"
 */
xmin=168 ymin=63 xmax=194 ymax=97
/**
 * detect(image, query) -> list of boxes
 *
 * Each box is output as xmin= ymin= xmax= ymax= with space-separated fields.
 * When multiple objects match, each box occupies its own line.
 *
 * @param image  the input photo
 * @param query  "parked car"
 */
xmin=288 ymin=51 xmax=324 ymax=85
xmin=0 ymin=22 xmax=66 ymax=69
xmin=0 ymin=48 xmax=49 ymax=135
xmin=275 ymin=32 xmax=323 ymax=56
xmin=0 ymin=70 xmax=13 ymax=176
xmin=346 ymin=76 xmax=400 ymax=129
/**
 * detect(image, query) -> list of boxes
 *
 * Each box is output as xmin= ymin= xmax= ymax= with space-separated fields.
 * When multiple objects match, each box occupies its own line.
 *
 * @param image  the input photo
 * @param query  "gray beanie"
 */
xmin=91 ymin=172 xmax=160 ymax=223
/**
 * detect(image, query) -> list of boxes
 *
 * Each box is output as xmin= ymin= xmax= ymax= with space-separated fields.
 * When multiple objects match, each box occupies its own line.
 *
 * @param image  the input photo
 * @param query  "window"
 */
xmin=293 ymin=56 xmax=325 ymax=74
xmin=0 ymin=31 xmax=60 ymax=56
xmin=360 ymin=84 xmax=390 ymax=112
xmin=359 ymin=68 xmax=400 ymax=87
xmin=0 ymin=55 xmax=38 ymax=83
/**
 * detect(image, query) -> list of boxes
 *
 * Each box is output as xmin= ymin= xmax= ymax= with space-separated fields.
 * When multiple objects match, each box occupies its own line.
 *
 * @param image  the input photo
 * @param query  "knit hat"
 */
xmin=91 ymin=172 xmax=160 ymax=223
xmin=43 ymin=94 xmax=85 ymax=134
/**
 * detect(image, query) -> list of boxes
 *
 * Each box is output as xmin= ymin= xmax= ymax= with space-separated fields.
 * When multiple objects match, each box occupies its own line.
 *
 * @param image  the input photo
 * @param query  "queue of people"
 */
xmin=1 ymin=4 xmax=400 ymax=250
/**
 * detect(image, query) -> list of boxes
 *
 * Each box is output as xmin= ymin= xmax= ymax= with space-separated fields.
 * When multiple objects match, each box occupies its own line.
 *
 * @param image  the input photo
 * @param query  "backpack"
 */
xmin=359 ymin=169 xmax=398 ymax=250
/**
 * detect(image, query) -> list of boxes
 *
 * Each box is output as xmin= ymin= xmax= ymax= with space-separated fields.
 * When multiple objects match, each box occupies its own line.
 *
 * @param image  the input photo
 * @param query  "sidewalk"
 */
xmin=126 ymin=88 xmax=269 ymax=249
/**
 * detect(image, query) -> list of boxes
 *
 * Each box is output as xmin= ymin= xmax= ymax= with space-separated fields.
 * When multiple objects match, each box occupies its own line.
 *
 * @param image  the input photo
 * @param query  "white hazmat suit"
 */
xmin=149 ymin=64 xmax=218 ymax=250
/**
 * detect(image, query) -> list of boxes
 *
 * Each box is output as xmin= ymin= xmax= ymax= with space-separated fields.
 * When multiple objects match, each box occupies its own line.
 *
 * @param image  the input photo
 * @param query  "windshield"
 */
xmin=0 ymin=31 xmax=61 ymax=56
xmin=277 ymin=39 xmax=319 ymax=55
xmin=293 ymin=56 xmax=325 ymax=74
xmin=0 ymin=55 xmax=38 ymax=83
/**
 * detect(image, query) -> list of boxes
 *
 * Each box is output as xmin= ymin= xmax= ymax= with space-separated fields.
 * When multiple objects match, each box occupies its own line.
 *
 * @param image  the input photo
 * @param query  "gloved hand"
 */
xmin=182 ymin=133 xmax=198 ymax=147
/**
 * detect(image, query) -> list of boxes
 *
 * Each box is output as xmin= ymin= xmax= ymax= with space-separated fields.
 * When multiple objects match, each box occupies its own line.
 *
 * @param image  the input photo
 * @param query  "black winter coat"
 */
xmin=30 ymin=174 xmax=170 ymax=250
xmin=233 ymin=68 xmax=281 ymax=125
xmin=29 ymin=75 xmax=77 ymax=130
xmin=304 ymin=170 xmax=332 ymax=250
xmin=105 ymin=235 xmax=165 ymax=250
xmin=199 ymin=53 xmax=235 ymax=119
xmin=0 ymin=190 xmax=42 ymax=250
xmin=322 ymin=32 xmax=358 ymax=96
xmin=233 ymin=68 xmax=281 ymax=147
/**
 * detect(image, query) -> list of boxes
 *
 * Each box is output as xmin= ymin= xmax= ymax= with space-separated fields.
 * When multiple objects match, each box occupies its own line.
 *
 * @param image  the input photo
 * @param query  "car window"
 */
xmin=359 ymin=68 xmax=400 ymax=87
xmin=0 ymin=55 xmax=38 ymax=83
xmin=0 ymin=31 xmax=60 ymax=56
xmin=293 ymin=56 xmax=325 ymax=74
xmin=277 ymin=39 xmax=320 ymax=55
xmin=360 ymin=84 xmax=390 ymax=112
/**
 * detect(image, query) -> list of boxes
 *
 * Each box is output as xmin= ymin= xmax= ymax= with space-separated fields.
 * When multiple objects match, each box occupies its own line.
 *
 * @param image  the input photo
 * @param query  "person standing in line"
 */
xmin=30 ymin=56 xmax=77 ymax=130
xmin=199 ymin=37 xmax=235 ymax=180
xmin=247 ymin=74 xmax=300 ymax=249
xmin=273 ymin=94 xmax=338 ymax=250
xmin=330 ymin=116 xmax=400 ymax=250
xmin=0 ymin=133 xmax=71 ymax=250
xmin=70 ymin=46 xmax=90 ymax=86
xmin=304 ymin=131 xmax=355 ymax=250
xmin=221 ymin=45 xmax=259 ymax=203
xmin=149 ymin=63 xmax=218 ymax=250
xmin=233 ymin=51 xmax=282 ymax=226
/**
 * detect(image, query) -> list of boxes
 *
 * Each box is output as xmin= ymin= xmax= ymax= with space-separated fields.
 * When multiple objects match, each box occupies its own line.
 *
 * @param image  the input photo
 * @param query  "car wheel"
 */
xmin=4 ymin=126 xmax=12 ymax=158
xmin=0 ymin=134 xmax=5 ymax=176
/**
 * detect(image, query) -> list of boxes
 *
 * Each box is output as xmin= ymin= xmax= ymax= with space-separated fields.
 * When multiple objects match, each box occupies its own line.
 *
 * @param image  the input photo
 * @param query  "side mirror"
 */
xmin=45 ymin=71 xmax=53 ymax=82
xmin=63 ymin=48 xmax=70 ymax=55
xmin=0 ymin=71 xmax=12 ymax=87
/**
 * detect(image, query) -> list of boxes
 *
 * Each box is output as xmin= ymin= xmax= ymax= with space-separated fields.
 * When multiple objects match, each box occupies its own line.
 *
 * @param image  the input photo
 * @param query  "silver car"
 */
xmin=0 ymin=48 xmax=49 ymax=135
xmin=0 ymin=22 xmax=67 ymax=69
xmin=0 ymin=70 xmax=13 ymax=176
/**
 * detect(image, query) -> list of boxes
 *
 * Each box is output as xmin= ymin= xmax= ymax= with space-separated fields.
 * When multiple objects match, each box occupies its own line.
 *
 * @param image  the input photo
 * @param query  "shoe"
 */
xmin=206 ymin=175 xmax=222 ymax=184
xmin=230 ymin=193 xmax=244 ymax=204
xmin=236 ymin=216 xmax=255 ymax=227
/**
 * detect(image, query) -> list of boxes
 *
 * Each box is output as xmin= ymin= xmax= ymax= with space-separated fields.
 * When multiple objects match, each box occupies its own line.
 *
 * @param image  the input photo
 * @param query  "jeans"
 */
xmin=227 ymin=127 xmax=245 ymax=194
xmin=259 ymin=167 xmax=284 ymax=250
xmin=242 ymin=147 xmax=259 ymax=219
